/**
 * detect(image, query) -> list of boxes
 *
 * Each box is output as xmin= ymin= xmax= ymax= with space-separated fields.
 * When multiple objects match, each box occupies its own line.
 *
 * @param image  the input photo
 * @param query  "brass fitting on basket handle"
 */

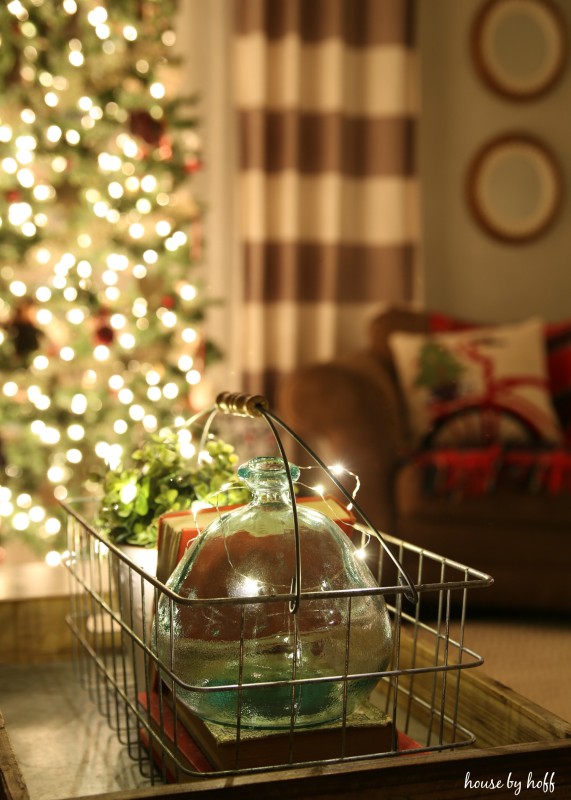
xmin=216 ymin=391 xmax=269 ymax=418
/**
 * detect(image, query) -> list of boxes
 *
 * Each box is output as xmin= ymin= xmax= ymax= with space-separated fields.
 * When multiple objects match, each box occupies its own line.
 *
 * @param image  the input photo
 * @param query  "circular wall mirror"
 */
xmin=467 ymin=134 xmax=562 ymax=243
xmin=472 ymin=0 xmax=567 ymax=100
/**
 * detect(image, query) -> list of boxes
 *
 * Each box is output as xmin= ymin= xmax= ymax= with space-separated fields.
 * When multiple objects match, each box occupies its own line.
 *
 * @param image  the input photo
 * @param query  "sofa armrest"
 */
xmin=277 ymin=351 xmax=409 ymax=534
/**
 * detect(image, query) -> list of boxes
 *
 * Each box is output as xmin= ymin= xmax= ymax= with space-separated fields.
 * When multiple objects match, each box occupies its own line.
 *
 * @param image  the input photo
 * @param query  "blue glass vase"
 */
xmin=155 ymin=456 xmax=392 ymax=729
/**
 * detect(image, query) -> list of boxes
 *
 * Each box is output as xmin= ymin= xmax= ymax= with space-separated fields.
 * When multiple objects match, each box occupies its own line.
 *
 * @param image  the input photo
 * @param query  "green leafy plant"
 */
xmin=93 ymin=430 xmax=249 ymax=547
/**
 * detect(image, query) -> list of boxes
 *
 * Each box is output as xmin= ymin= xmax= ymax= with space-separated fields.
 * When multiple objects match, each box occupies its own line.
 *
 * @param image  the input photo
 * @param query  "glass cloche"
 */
xmin=155 ymin=456 xmax=393 ymax=729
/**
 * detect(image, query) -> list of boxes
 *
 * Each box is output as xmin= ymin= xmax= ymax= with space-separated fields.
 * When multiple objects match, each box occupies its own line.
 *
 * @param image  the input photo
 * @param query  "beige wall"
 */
xmin=419 ymin=0 xmax=571 ymax=324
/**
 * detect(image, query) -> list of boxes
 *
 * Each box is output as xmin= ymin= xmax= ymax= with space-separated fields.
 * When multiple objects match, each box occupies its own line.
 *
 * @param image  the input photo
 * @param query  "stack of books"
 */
xmin=138 ymin=687 xmax=416 ymax=781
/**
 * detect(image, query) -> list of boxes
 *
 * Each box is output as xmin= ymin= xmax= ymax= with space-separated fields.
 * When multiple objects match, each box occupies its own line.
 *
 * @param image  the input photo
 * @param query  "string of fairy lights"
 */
xmin=0 ymin=0 xmax=208 ymax=560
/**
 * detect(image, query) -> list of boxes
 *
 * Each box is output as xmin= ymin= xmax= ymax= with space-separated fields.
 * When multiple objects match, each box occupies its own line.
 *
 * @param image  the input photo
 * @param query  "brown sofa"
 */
xmin=278 ymin=306 xmax=571 ymax=613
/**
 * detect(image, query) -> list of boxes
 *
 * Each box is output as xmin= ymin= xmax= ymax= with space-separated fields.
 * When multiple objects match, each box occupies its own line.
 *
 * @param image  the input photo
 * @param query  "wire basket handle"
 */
xmin=189 ymin=392 xmax=418 ymax=610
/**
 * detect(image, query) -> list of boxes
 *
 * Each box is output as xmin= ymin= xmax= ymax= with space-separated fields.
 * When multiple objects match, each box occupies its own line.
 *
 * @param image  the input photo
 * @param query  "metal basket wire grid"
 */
xmin=61 ymin=393 xmax=493 ymax=785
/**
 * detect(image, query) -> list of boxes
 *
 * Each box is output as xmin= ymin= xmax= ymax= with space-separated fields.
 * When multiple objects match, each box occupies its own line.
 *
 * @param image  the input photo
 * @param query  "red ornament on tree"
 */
xmin=95 ymin=324 xmax=114 ymax=344
xmin=129 ymin=110 xmax=165 ymax=146
xmin=185 ymin=157 xmax=202 ymax=174
xmin=94 ymin=307 xmax=114 ymax=345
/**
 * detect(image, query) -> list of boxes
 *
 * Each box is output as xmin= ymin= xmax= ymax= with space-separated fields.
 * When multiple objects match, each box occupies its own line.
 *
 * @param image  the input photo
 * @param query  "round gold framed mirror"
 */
xmin=467 ymin=134 xmax=562 ymax=243
xmin=472 ymin=0 xmax=567 ymax=100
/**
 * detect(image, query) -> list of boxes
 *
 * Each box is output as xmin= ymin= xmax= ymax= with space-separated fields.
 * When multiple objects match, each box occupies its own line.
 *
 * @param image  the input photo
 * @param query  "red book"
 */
xmin=138 ymin=690 xmax=213 ymax=781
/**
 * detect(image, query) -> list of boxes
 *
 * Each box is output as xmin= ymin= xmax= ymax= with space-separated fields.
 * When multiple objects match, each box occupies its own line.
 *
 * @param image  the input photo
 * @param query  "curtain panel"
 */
xmin=235 ymin=0 xmax=419 ymax=402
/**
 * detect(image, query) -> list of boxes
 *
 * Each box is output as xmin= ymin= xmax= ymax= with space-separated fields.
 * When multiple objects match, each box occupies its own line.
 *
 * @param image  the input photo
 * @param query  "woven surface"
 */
xmin=461 ymin=617 xmax=571 ymax=722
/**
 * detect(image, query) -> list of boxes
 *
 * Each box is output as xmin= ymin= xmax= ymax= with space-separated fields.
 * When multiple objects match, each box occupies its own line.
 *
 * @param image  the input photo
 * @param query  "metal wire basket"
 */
xmin=62 ymin=392 xmax=493 ymax=785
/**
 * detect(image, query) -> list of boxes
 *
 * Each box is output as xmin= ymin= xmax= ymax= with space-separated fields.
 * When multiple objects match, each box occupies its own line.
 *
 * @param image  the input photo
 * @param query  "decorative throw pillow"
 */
xmin=427 ymin=311 xmax=571 ymax=444
xmin=389 ymin=318 xmax=563 ymax=448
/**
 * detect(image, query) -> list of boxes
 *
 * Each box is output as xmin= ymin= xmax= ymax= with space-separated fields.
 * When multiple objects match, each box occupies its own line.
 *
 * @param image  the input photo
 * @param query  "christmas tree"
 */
xmin=0 ymin=0 xmax=215 ymax=560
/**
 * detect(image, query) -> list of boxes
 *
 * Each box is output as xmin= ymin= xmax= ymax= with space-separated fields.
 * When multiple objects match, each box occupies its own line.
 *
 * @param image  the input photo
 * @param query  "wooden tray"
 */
xmin=2 ymin=565 xmax=569 ymax=799
xmin=2 ymin=651 xmax=570 ymax=800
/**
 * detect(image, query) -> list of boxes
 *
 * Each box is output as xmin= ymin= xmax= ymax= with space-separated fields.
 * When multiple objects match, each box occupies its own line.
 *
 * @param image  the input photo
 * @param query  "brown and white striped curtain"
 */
xmin=235 ymin=0 xmax=419 ymax=402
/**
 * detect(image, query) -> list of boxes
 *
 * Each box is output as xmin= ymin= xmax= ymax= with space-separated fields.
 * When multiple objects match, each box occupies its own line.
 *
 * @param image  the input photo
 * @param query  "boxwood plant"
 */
xmin=93 ymin=430 xmax=249 ymax=547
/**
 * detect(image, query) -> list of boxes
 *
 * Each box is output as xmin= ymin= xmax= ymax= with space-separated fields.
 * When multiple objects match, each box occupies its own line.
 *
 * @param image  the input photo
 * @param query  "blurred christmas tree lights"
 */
xmin=0 ymin=0 xmax=216 ymax=560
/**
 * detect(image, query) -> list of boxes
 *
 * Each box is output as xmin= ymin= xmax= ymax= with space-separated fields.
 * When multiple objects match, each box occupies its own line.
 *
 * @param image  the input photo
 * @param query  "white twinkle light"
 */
xmin=45 ymin=551 xmax=62 ymax=567
xmin=330 ymin=464 xmax=345 ymax=476
xmin=71 ymin=394 xmax=87 ymax=414
xmin=33 ymin=355 xmax=49 ymax=370
xmin=185 ymin=370 xmax=201 ymax=385
xmin=69 ymin=51 xmax=84 ymax=67
xmin=13 ymin=512 xmax=30 ymax=531
xmin=47 ymin=466 xmax=66 ymax=483
xmin=150 ymin=82 xmax=165 ymax=99
xmin=67 ymin=309 xmax=85 ymax=325
xmin=182 ymin=328 xmax=197 ymax=343
xmin=120 ymin=482 xmax=137 ymax=504
xmin=87 ymin=6 xmax=107 ymax=25
xmin=163 ymin=383 xmax=179 ymax=399
xmin=9 ymin=280 xmax=27 ymax=297
xmin=118 ymin=388 xmax=134 ymax=405
xmin=129 ymin=404 xmax=145 ymax=421
xmin=161 ymin=311 xmax=177 ymax=328
xmin=95 ymin=442 xmax=109 ymax=459
xmin=156 ymin=220 xmax=171 ymax=237
xmin=106 ymin=445 xmax=123 ymax=470
xmin=110 ymin=314 xmax=126 ymax=329
xmin=29 ymin=506 xmax=46 ymax=523
xmin=2 ymin=158 xmax=17 ymax=174
xmin=36 ymin=286 xmax=51 ymax=301
xmin=105 ymin=288 xmax=120 ymax=302
xmin=180 ymin=284 xmax=196 ymax=301
xmin=41 ymin=427 xmax=60 ymax=445
xmin=179 ymin=442 xmax=196 ymax=459
xmin=0 ymin=502 xmax=14 ymax=518
xmin=129 ymin=222 xmax=144 ymax=239
xmin=47 ymin=125 xmax=62 ymax=142
xmin=94 ymin=345 xmax=110 ymax=361
xmin=45 ymin=518 xmax=62 ymax=535
xmin=67 ymin=424 xmax=85 ymax=441
xmin=141 ymin=175 xmax=157 ymax=192
xmin=60 ymin=347 xmax=75 ymax=361
xmin=119 ymin=333 xmax=135 ymax=349
xmin=178 ymin=355 xmax=193 ymax=371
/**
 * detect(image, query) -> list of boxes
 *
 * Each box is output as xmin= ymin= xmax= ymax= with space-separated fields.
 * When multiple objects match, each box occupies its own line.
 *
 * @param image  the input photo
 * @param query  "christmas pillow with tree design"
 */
xmin=389 ymin=318 xmax=563 ymax=448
